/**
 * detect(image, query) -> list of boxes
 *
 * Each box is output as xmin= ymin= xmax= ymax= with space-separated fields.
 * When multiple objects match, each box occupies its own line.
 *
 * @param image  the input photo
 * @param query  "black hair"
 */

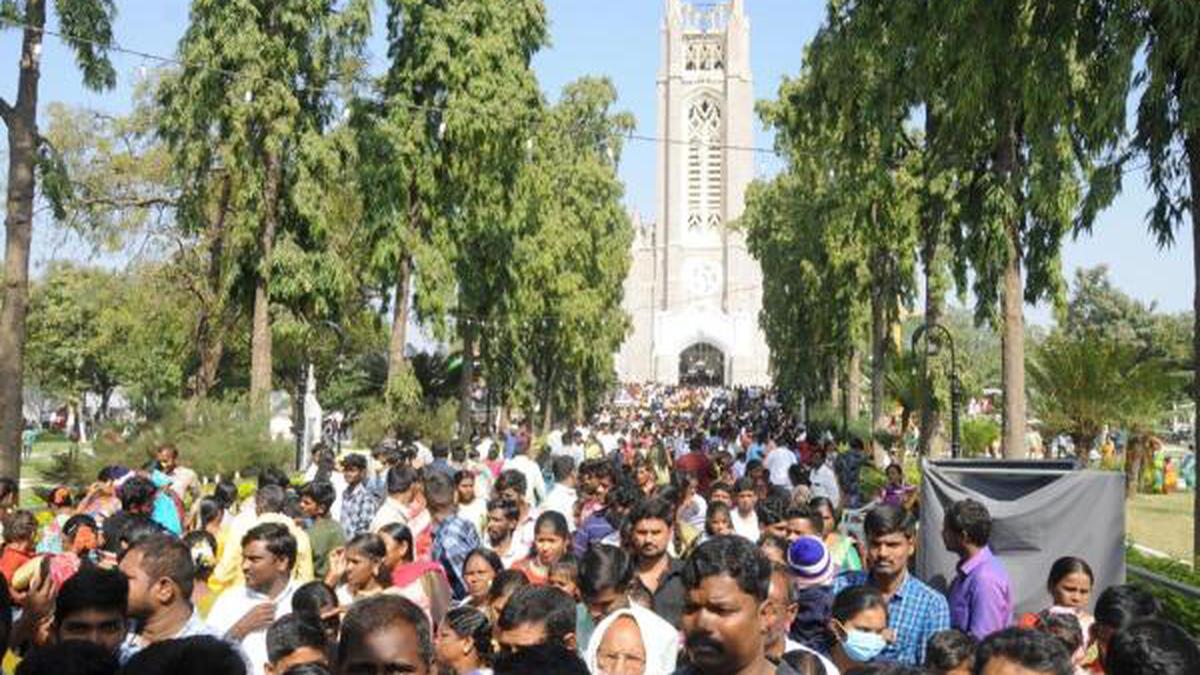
xmin=1093 ymin=584 xmax=1160 ymax=631
xmin=345 ymin=533 xmax=387 ymax=562
xmin=759 ymin=534 xmax=790 ymax=561
xmin=705 ymin=501 xmax=732 ymax=536
xmin=945 ymin=499 xmax=992 ymax=547
xmin=64 ymin=513 xmax=98 ymax=540
xmin=424 ymin=471 xmax=456 ymax=512
xmin=121 ymin=635 xmax=246 ymax=675
xmin=15 ymin=640 xmax=118 ymax=675
xmin=551 ymin=455 xmax=576 ymax=482
xmin=863 ymin=504 xmax=915 ymax=540
xmin=3 ymin=510 xmax=36 ymax=542
xmin=385 ymin=465 xmax=419 ymax=495
xmin=1034 ymin=610 xmax=1083 ymax=656
xmin=444 ymin=606 xmax=494 ymax=666
xmin=377 ymin=523 xmax=414 ymax=563
xmin=256 ymin=484 xmax=287 ymax=514
xmin=432 ymin=443 xmax=449 ymax=459
xmin=926 ymin=629 xmax=977 ymax=671
xmin=130 ymin=533 xmax=196 ymax=598
xmin=463 ymin=548 xmax=503 ymax=578
xmin=183 ymin=530 xmax=218 ymax=581
xmin=495 ymin=470 xmax=528 ymax=498
xmin=117 ymin=516 xmax=165 ymax=552
xmin=486 ymin=498 xmax=520 ymax=523
xmin=55 ymin=565 xmax=128 ymax=626
xmin=242 ymin=522 xmax=298 ymax=569
xmin=733 ymin=476 xmax=755 ymax=494
xmin=0 ymin=477 xmax=18 ymax=504
xmin=453 ymin=469 xmax=475 ymax=487
xmin=1104 ymin=618 xmax=1200 ymax=675
xmin=973 ymin=628 xmax=1071 ymax=675
xmin=338 ymin=594 xmax=433 ymax=666
xmin=1046 ymin=556 xmax=1094 ymax=589
xmin=785 ymin=505 xmax=824 ymax=536
xmin=0 ymin=574 xmax=12 ymax=658
xmin=533 ymin=510 xmax=570 ymax=542
xmin=497 ymin=585 xmax=576 ymax=648
xmin=258 ymin=466 xmax=291 ymax=490
xmin=299 ymin=481 xmax=336 ymax=514
xmin=281 ymin=664 xmax=331 ymax=675
xmin=488 ymin=569 xmax=531 ymax=603
xmin=493 ymin=643 xmax=589 ymax=675
xmin=212 ymin=481 xmax=239 ymax=510
xmin=266 ymin=613 xmax=327 ymax=664
xmin=292 ymin=581 xmax=338 ymax=622
xmin=197 ymin=497 xmax=225 ymax=529
xmin=681 ymin=535 xmax=772 ymax=602
xmin=341 ymin=453 xmax=368 ymax=470
xmin=779 ymin=649 xmax=828 ymax=675
xmin=119 ymin=476 xmax=158 ymax=512
xmin=787 ymin=463 xmax=810 ymax=488
xmin=628 ymin=496 xmax=674 ymax=528
xmin=756 ymin=493 xmax=788 ymax=526
xmin=577 ymin=544 xmax=634 ymax=599
xmin=831 ymin=585 xmax=887 ymax=624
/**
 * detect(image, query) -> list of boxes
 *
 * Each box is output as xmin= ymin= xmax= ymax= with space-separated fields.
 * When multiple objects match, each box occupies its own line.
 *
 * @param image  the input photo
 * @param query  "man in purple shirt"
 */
xmin=943 ymin=498 xmax=1013 ymax=640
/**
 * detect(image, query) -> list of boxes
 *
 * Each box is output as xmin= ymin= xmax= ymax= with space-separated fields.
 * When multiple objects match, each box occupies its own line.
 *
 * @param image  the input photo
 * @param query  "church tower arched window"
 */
xmin=686 ymin=96 xmax=723 ymax=231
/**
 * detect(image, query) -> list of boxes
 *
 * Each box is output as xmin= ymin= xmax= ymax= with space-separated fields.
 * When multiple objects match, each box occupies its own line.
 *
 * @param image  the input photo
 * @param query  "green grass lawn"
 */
xmin=1127 ymin=491 xmax=1195 ymax=563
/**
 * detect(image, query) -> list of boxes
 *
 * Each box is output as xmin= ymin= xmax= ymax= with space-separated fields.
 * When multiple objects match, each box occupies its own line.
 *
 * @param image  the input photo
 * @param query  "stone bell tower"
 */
xmin=617 ymin=0 xmax=770 ymax=386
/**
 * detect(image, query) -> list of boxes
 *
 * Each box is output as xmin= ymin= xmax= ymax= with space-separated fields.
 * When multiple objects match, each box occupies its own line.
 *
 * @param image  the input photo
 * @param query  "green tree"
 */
xmin=354 ymin=0 xmax=547 ymax=428
xmin=503 ymin=77 xmax=634 ymax=429
xmin=1125 ymin=1 xmax=1200 ymax=565
xmin=1029 ymin=331 xmax=1177 ymax=476
xmin=0 ymin=0 xmax=117 ymax=479
xmin=158 ymin=0 xmax=370 ymax=409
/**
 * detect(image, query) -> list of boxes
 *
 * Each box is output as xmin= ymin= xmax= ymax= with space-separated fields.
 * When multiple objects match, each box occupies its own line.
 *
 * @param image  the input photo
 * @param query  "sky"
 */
xmin=2 ymin=0 xmax=1193 ymax=326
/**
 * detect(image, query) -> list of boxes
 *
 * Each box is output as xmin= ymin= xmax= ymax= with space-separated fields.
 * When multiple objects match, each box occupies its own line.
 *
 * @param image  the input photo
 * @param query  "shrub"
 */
xmin=961 ymin=418 xmax=1000 ymax=457
xmin=85 ymin=398 xmax=292 ymax=482
xmin=1125 ymin=546 xmax=1200 ymax=636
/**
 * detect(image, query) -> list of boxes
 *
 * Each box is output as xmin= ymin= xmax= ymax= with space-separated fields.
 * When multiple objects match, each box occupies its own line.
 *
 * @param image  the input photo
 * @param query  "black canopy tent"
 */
xmin=916 ymin=459 xmax=1125 ymax=616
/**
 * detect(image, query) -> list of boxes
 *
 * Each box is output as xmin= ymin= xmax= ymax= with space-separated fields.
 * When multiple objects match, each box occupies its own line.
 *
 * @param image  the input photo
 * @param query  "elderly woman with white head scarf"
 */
xmin=584 ymin=604 xmax=680 ymax=675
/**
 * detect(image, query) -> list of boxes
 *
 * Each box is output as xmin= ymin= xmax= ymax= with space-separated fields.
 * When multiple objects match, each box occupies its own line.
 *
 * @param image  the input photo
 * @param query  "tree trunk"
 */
xmin=192 ymin=174 xmax=233 ymax=400
xmin=0 ymin=0 xmax=45 ymax=482
xmin=847 ymin=348 xmax=863 ymax=426
xmin=870 ymin=273 xmax=889 ymax=435
xmin=997 ymin=127 xmax=1026 ymax=460
xmin=386 ymin=255 xmax=413 ymax=385
xmin=249 ymin=150 xmax=282 ymax=407
xmin=829 ymin=366 xmax=842 ymax=411
xmin=458 ymin=320 xmax=476 ymax=438
xmin=1000 ymin=232 xmax=1026 ymax=459
xmin=1187 ymin=130 xmax=1199 ymax=569
xmin=573 ymin=371 xmax=585 ymax=425
xmin=541 ymin=365 xmax=556 ymax=435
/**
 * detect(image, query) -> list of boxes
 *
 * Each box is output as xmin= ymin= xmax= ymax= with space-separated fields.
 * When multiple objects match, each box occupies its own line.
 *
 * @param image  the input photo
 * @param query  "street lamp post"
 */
xmin=911 ymin=322 xmax=962 ymax=458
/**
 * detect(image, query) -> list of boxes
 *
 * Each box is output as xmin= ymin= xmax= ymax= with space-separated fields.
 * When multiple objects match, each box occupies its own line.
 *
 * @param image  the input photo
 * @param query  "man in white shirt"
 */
xmin=542 ymin=456 xmax=578 ymax=529
xmin=208 ymin=523 xmax=299 ymax=674
xmin=730 ymin=477 xmax=760 ymax=541
xmin=495 ymin=470 xmax=539 ymax=557
xmin=809 ymin=449 xmax=841 ymax=507
xmin=763 ymin=438 xmax=798 ymax=488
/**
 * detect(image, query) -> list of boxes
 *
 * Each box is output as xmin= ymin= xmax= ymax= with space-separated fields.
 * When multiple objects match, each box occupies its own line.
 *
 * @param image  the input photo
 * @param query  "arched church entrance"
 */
xmin=679 ymin=342 xmax=725 ymax=387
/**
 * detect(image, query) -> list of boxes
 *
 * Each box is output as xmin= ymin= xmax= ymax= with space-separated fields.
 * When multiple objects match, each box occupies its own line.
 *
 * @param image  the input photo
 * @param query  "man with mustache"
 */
xmin=831 ymin=504 xmax=950 ymax=665
xmin=675 ymin=535 xmax=789 ymax=675
xmin=630 ymin=497 xmax=686 ymax=626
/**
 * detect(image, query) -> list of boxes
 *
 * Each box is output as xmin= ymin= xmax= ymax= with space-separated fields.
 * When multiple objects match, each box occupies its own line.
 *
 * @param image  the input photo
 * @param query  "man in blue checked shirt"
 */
xmin=425 ymin=471 xmax=481 ymax=601
xmin=832 ymin=504 xmax=950 ymax=665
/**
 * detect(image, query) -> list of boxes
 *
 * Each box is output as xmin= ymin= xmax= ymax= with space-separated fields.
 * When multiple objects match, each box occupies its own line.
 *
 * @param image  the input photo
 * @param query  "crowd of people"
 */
xmin=0 ymin=385 xmax=1194 ymax=675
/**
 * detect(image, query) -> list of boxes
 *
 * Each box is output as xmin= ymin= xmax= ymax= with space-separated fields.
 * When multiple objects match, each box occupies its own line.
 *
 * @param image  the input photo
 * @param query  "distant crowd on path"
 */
xmin=0 ymin=384 xmax=1193 ymax=675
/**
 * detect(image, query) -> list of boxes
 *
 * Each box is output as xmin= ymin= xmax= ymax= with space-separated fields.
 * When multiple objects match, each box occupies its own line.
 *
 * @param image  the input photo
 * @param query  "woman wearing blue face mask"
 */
xmin=828 ymin=585 xmax=892 ymax=672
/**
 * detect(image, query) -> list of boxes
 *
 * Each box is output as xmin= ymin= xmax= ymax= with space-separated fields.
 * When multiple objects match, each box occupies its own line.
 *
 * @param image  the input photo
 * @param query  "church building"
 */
xmin=616 ymin=0 xmax=771 ymax=386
